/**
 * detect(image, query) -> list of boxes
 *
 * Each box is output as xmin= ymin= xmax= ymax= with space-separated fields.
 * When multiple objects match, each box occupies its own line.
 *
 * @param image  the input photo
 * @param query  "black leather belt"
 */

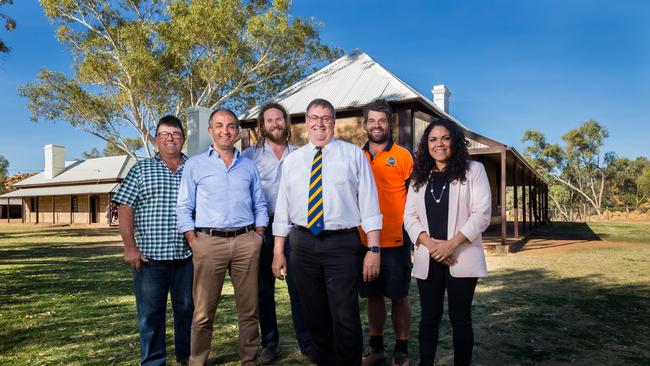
xmin=197 ymin=225 xmax=254 ymax=238
xmin=295 ymin=225 xmax=357 ymax=236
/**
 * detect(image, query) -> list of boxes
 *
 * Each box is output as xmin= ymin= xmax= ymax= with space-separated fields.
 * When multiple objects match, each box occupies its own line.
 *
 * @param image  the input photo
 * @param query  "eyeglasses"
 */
xmin=306 ymin=114 xmax=334 ymax=123
xmin=157 ymin=131 xmax=184 ymax=139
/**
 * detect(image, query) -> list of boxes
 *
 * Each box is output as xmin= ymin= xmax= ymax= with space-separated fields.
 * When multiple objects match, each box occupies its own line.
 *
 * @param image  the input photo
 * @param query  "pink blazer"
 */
xmin=404 ymin=160 xmax=491 ymax=278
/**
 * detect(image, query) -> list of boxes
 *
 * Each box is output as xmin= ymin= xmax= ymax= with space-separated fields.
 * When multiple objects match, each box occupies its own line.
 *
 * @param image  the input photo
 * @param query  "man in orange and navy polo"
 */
xmin=359 ymin=99 xmax=414 ymax=366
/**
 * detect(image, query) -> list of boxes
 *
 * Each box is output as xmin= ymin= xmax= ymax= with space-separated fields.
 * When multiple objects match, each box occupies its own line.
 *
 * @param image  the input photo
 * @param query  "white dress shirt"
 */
xmin=273 ymin=138 xmax=383 ymax=237
xmin=242 ymin=141 xmax=297 ymax=216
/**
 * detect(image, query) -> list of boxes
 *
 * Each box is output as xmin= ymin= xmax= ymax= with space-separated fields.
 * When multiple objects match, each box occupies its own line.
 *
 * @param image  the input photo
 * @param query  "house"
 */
xmin=0 ymin=145 xmax=135 ymax=225
xmin=234 ymin=50 xmax=550 ymax=249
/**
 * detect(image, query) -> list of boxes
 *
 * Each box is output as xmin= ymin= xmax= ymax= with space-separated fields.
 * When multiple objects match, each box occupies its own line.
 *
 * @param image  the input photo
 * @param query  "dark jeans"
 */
xmin=290 ymin=227 xmax=364 ymax=366
xmin=258 ymin=225 xmax=311 ymax=351
xmin=132 ymin=257 xmax=194 ymax=366
xmin=417 ymin=259 xmax=478 ymax=366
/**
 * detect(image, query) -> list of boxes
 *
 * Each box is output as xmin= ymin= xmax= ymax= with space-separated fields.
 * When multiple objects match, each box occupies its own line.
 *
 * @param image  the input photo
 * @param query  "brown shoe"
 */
xmin=300 ymin=347 xmax=317 ymax=365
xmin=362 ymin=348 xmax=386 ymax=366
xmin=391 ymin=351 xmax=409 ymax=366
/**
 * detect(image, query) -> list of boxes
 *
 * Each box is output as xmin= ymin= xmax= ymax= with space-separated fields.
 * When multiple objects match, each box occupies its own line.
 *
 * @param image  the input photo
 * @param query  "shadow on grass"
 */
xmin=0 ymin=242 xmax=122 ymax=261
xmin=0 ymin=227 xmax=120 ymax=239
xmin=531 ymin=221 xmax=600 ymax=241
xmin=469 ymin=268 xmax=650 ymax=365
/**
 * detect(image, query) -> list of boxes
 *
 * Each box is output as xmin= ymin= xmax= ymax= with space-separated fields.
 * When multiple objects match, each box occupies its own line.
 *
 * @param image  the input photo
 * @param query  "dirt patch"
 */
xmin=515 ymin=238 xmax=642 ymax=256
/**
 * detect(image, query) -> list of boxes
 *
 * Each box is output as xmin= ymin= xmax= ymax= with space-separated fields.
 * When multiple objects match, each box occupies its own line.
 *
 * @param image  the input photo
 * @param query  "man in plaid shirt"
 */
xmin=114 ymin=115 xmax=193 ymax=366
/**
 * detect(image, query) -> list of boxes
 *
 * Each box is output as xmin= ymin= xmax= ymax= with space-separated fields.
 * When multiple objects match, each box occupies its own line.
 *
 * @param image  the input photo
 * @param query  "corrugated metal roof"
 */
xmin=14 ymin=155 xmax=135 ymax=188
xmin=0 ymin=197 xmax=21 ymax=205
xmin=240 ymin=50 xmax=466 ymax=128
xmin=0 ymin=183 xmax=120 ymax=198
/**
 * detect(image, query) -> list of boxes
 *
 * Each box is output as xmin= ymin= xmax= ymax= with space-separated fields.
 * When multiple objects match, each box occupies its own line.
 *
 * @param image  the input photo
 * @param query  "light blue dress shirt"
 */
xmin=242 ymin=142 xmax=296 ymax=216
xmin=176 ymin=146 xmax=268 ymax=233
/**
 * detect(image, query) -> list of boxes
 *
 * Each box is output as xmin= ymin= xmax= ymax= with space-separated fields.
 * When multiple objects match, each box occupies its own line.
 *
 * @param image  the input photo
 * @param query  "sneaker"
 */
xmin=391 ymin=351 xmax=409 ymax=366
xmin=260 ymin=342 xmax=279 ymax=364
xmin=362 ymin=347 xmax=386 ymax=366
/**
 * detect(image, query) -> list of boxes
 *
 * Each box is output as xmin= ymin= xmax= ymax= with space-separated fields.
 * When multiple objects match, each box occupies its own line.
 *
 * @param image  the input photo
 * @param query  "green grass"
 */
xmin=0 ymin=224 xmax=649 ymax=365
xmin=587 ymin=221 xmax=650 ymax=244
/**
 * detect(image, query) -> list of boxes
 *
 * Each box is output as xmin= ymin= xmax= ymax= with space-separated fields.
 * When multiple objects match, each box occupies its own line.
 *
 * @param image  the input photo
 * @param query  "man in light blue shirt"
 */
xmin=176 ymin=108 xmax=267 ymax=366
xmin=242 ymin=103 xmax=311 ymax=363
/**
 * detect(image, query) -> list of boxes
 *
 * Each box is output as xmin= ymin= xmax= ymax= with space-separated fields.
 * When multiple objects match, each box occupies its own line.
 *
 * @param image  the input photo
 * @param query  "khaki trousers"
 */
xmin=188 ymin=230 xmax=263 ymax=366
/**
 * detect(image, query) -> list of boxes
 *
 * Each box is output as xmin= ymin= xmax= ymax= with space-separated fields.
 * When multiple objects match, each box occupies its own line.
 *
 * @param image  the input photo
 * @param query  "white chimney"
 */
xmin=432 ymin=84 xmax=451 ymax=114
xmin=186 ymin=106 xmax=213 ymax=157
xmin=44 ymin=144 xmax=65 ymax=179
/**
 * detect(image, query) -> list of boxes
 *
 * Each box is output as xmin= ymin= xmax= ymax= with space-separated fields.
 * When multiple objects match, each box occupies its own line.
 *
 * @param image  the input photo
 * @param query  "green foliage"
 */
xmin=0 ymin=154 xmax=8 ymax=193
xmin=20 ymin=0 xmax=339 ymax=158
xmin=608 ymin=157 xmax=650 ymax=209
xmin=638 ymin=168 xmax=650 ymax=203
xmin=522 ymin=120 xmax=615 ymax=216
xmin=0 ymin=0 xmax=16 ymax=53
xmin=82 ymin=137 xmax=143 ymax=158
xmin=81 ymin=147 xmax=102 ymax=159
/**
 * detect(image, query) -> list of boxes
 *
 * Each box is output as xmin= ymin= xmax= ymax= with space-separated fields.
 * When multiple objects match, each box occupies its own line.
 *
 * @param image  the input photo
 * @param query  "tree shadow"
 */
xmin=468 ymin=268 xmax=649 ymax=365
xmin=0 ymin=227 xmax=120 ymax=240
xmin=530 ymin=222 xmax=600 ymax=241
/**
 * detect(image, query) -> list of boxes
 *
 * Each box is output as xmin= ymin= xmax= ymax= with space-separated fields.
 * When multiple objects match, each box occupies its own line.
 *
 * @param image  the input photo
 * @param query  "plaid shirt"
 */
xmin=113 ymin=153 xmax=191 ymax=260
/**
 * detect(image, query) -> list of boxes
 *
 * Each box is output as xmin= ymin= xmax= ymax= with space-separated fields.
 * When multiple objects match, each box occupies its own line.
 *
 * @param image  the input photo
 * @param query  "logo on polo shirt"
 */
xmin=386 ymin=157 xmax=396 ymax=167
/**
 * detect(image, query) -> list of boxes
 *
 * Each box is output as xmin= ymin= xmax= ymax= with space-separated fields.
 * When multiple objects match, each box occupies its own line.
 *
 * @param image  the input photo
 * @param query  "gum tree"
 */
xmin=20 ymin=0 xmax=338 ymax=158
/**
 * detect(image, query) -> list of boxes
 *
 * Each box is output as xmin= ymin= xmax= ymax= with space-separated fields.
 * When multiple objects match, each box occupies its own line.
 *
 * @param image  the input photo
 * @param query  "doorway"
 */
xmin=89 ymin=195 xmax=99 ymax=223
xmin=31 ymin=197 xmax=39 ymax=224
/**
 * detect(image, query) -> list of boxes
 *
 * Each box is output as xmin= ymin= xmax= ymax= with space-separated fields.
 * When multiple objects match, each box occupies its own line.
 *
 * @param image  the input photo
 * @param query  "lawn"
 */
xmin=0 ymin=223 xmax=649 ymax=365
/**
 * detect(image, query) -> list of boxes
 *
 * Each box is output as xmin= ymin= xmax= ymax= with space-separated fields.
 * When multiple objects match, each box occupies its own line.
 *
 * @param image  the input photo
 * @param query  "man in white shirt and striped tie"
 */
xmin=272 ymin=98 xmax=383 ymax=366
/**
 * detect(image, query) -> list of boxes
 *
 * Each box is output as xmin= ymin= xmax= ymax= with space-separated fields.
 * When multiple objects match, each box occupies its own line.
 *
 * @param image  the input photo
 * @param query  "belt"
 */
xmin=295 ymin=225 xmax=357 ymax=236
xmin=197 ymin=225 xmax=254 ymax=238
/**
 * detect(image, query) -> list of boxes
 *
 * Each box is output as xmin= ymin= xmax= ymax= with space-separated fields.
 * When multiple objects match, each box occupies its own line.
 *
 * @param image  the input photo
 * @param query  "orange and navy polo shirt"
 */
xmin=360 ymin=140 xmax=414 ymax=248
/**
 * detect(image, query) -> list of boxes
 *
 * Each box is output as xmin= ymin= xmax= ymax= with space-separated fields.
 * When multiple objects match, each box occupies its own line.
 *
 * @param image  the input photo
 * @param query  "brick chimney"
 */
xmin=44 ymin=144 xmax=65 ymax=179
xmin=432 ymin=85 xmax=451 ymax=114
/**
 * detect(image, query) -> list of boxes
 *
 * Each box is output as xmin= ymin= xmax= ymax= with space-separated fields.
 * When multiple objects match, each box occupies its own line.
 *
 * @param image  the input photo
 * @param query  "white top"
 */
xmin=404 ymin=160 xmax=491 ymax=278
xmin=273 ymin=138 xmax=383 ymax=237
xmin=242 ymin=141 xmax=297 ymax=216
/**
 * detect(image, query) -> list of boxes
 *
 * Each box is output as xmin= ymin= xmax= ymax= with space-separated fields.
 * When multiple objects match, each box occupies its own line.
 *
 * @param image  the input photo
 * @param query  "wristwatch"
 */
xmin=368 ymin=246 xmax=381 ymax=253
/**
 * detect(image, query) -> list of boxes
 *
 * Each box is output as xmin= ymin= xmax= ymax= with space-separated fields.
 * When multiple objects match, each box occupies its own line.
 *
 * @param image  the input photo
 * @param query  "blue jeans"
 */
xmin=132 ymin=257 xmax=194 ymax=365
xmin=258 ymin=226 xmax=311 ymax=351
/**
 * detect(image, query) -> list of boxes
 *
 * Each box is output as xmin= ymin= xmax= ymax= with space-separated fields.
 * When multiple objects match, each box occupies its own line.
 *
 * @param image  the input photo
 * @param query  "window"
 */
xmin=71 ymin=196 xmax=79 ymax=212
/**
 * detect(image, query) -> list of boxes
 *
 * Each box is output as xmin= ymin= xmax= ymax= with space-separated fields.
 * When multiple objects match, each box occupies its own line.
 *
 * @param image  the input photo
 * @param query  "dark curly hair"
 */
xmin=411 ymin=118 xmax=470 ymax=191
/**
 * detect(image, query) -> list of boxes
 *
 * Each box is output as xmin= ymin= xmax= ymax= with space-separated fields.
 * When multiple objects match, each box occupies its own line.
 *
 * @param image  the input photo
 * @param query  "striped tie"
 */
xmin=307 ymin=146 xmax=324 ymax=235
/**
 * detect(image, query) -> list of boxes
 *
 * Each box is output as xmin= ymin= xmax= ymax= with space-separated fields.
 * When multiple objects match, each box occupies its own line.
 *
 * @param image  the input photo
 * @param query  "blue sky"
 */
xmin=1 ymin=0 xmax=648 ymax=174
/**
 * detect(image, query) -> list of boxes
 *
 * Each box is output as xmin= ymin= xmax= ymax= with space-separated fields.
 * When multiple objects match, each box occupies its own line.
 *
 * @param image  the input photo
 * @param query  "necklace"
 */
xmin=428 ymin=170 xmax=447 ymax=204
xmin=429 ymin=184 xmax=447 ymax=203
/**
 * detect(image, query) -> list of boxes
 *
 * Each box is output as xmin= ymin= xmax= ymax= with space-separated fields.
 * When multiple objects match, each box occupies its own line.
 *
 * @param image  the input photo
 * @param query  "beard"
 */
xmin=266 ymin=127 xmax=288 ymax=144
xmin=367 ymin=128 xmax=390 ymax=144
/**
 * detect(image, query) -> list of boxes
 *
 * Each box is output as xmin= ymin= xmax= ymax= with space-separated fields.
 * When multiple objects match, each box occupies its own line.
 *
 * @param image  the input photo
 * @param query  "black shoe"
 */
xmin=260 ymin=342 xmax=280 ymax=364
xmin=391 ymin=351 xmax=409 ymax=366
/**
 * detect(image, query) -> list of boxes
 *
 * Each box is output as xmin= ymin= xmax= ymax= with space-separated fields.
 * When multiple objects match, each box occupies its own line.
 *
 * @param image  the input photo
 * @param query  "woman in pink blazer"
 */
xmin=403 ymin=118 xmax=491 ymax=366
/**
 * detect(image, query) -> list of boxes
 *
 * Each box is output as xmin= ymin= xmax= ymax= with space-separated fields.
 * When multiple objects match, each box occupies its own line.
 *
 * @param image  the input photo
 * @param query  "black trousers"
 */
xmin=289 ymin=227 xmax=364 ymax=366
xmin=417 ymin=259 xmax=478 ymax=366
xmin=258 ymin=222 xmax=310 ymax=350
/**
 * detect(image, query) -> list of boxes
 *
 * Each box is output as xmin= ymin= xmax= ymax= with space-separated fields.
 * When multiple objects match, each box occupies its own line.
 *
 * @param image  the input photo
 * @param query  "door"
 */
xmin=32 ymin=197 xmax=39 ymax=224
xmin=89 ymin=195 xmax=99 ymax=223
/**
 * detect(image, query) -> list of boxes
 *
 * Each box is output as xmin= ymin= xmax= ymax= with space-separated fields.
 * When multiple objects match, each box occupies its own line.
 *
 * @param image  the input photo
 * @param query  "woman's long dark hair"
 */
xmin=411 ymin=118 xmax=470 ymax=191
